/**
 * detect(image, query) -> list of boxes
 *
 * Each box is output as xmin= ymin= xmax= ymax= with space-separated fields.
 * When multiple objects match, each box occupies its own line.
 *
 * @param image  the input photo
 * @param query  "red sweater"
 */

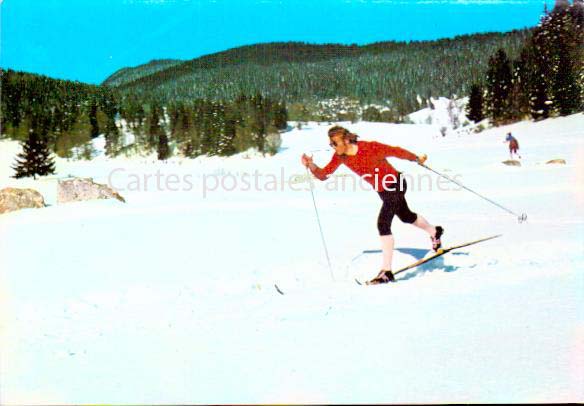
xmin=311 ymin=140 xmax=418 ymax=191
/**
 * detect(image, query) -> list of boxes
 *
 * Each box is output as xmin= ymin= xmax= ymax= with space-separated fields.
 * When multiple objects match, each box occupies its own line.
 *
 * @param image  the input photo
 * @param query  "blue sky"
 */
xmin=1 ymin=0 xmax=546 ymax=85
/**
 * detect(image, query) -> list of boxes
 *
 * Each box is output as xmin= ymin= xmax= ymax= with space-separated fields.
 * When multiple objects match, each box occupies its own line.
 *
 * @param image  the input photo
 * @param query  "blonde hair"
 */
xmin=328 ymin=126 xmax=359 ymax=144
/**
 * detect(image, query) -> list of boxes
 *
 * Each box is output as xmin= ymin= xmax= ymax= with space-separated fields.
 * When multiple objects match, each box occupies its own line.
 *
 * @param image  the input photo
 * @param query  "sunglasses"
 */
xmin=329 ymin=140 xmax=340 ymax=148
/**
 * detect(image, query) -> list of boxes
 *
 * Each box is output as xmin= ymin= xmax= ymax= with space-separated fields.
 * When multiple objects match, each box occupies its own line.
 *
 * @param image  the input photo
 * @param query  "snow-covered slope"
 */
xmin=407 ymin=96 xmax=469 ymax=129
xmin=1 ymin=114 xmax=583 ymax=403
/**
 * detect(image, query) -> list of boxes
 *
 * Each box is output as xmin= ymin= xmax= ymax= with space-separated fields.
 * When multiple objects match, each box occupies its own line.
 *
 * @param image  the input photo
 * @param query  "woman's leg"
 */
xmin=395 ymin=188 xmax=441 ymax=245
xmin=393 ymin=191 xmax=436 ymax=236
xmin=380 ymin=234 xmax=394 ymax=270
xmin=412 ymin=214 xmax=437 ymax=237
xmin=377 ymin=192 xmax=397 ymax=270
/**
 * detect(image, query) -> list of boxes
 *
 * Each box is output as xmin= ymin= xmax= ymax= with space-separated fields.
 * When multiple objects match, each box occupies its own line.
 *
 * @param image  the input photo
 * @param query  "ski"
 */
xmin=357 ymin=234 xmax=502 ymax=285
xmin=274 ymin=284 xmax=285 ymax=295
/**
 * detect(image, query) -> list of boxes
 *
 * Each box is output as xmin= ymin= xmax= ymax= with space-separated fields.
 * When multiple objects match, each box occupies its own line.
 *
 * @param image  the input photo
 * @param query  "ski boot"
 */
xmin=431 ymin=226 xmax=444 ymax=252
xmin=367 ymin=269 xmax=396 ymax=285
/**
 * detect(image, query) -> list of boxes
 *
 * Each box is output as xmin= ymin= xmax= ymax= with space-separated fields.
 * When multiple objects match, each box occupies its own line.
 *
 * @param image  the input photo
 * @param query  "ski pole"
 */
xmin=419 ymin=163 xmax=527 ymax=223
xmin=305 ymin=166 xmax=335 ymax=281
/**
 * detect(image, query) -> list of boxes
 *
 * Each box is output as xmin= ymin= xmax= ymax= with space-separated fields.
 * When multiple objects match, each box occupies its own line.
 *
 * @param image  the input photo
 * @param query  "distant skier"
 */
xmin=301 ymin=125 xmax=443 ymax=284
xmin=505 ymin=132 xmax=521 ymax=159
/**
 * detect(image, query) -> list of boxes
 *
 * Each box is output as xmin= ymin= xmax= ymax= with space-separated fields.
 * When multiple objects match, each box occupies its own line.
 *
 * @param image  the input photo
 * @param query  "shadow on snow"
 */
xmin=397 ymin=251 xmax=471 ymax=281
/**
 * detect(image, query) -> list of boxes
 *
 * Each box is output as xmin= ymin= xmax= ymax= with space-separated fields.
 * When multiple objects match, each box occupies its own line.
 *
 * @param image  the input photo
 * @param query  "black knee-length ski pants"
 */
xmin=377 ymin=175 xmax=418 ymax=236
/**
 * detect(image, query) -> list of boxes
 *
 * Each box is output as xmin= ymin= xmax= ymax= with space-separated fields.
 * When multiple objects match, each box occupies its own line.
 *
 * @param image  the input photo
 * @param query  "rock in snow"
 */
xmin=502 ymin=159 xmax=521 ymax=166
xmin=0 ymin=187 xmax=46 ymax=214
xmin=57 ymin=177 xmax=126 ymax=204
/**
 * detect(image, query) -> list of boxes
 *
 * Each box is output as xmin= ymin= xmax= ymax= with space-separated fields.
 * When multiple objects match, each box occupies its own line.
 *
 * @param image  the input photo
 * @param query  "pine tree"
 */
xmin=167 ymin=102 xmax=180 ymax=136
xmin=552 ymin=39 xmax=580 ymax=115
xmin=198 ymin=101 xmax=216 ymax=155
xmin=573 ymin=0 xmax=584 ymax=111
xmin=485 ymin=49 xmax=513 ymax=124
xmin=210 ymin=102 xmax=227 ymax=155
xmin=147 ymin=101 xmax=164 ymax=152
xmin=145 ymin=101 xmax=170 ymax=160
xmin=89 ymin=99 xmax=100 ymax=138
xmin=520 ymin=2 xmax=584 ymax=119
xmin=549 ymin=6 xmax=582 ymax=115
xmin=273 ymin=101 xmax=288 ymax=130
xmin=467 ymin=84 xmax=485 ymax=123
xmin=101 ymin=92 xmax=119 ymax=137
xmin=217 ymin=121 xmax=237 ymax=156
xmin=157 ymin=132 xmax=170 ymax=161
xmin=1 ymin=69 xmax=23 ymax=129
xmin=509 ymin=48 xmax=533 ymax=120
xmin=251 ymin=94 xmax=267 ymax=153
xmin=105 ymin=131 xmax=122 ymax=158
xmin=177 ymin=104 xmax=202 ymax=158
xmin=12 ymin=124 xmax=56 ymax=179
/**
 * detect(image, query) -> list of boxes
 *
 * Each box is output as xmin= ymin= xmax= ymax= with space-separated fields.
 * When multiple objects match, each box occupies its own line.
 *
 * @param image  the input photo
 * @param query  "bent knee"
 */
xmin=399 ymin=211 xmax=417 ymax=224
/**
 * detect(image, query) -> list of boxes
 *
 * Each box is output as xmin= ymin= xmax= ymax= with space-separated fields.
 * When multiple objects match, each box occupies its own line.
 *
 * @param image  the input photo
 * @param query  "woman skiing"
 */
xmin=505 ymin=132 xmax=521 ymax=159
xmin=301 ymin=126 xmax=443 ymax=284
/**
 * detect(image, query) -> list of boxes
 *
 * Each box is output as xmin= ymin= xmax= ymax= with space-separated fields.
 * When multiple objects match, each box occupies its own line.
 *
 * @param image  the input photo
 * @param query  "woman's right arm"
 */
xmin=302 ymin=153 xmax=341 ymax=181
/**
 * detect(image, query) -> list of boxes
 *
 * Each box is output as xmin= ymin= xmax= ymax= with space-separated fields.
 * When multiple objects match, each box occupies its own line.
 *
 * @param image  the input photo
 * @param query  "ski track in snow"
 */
xmin=1 ymin=113 xmax=583 ymax=403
